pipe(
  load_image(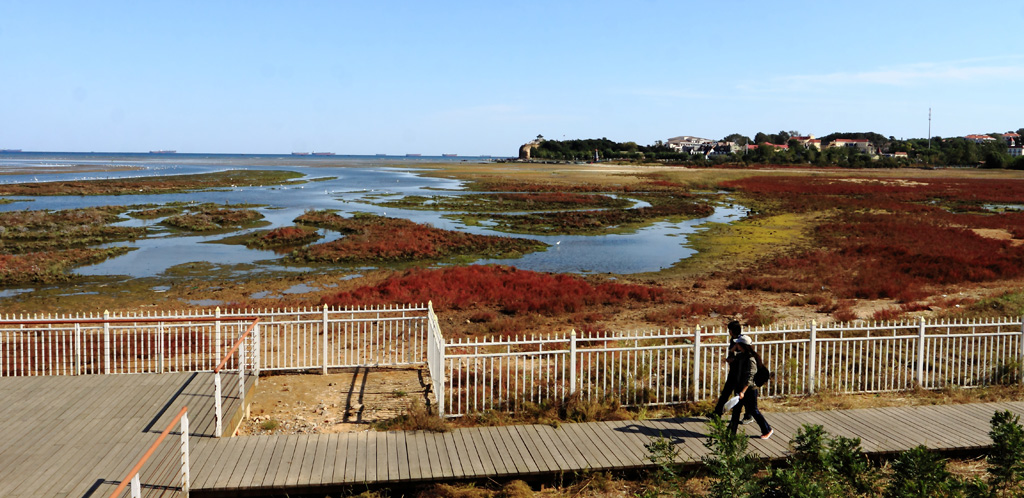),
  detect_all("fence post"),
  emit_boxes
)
[157,322,165,374]
[254,322,261,386]
[322,305,329,375]
[692,325,701,402]
[1020,316,1024,384]
[214,372,223,437]
[239,340,246,405]
[808,320,817,395]
[180,411,190,494]
[74,323,81,376]
[917,316,927,387]
[103,310,111,375]
[214,307,222,366]
[569,330,577,396]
